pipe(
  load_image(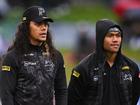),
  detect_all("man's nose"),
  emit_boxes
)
[113,35,118,39]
